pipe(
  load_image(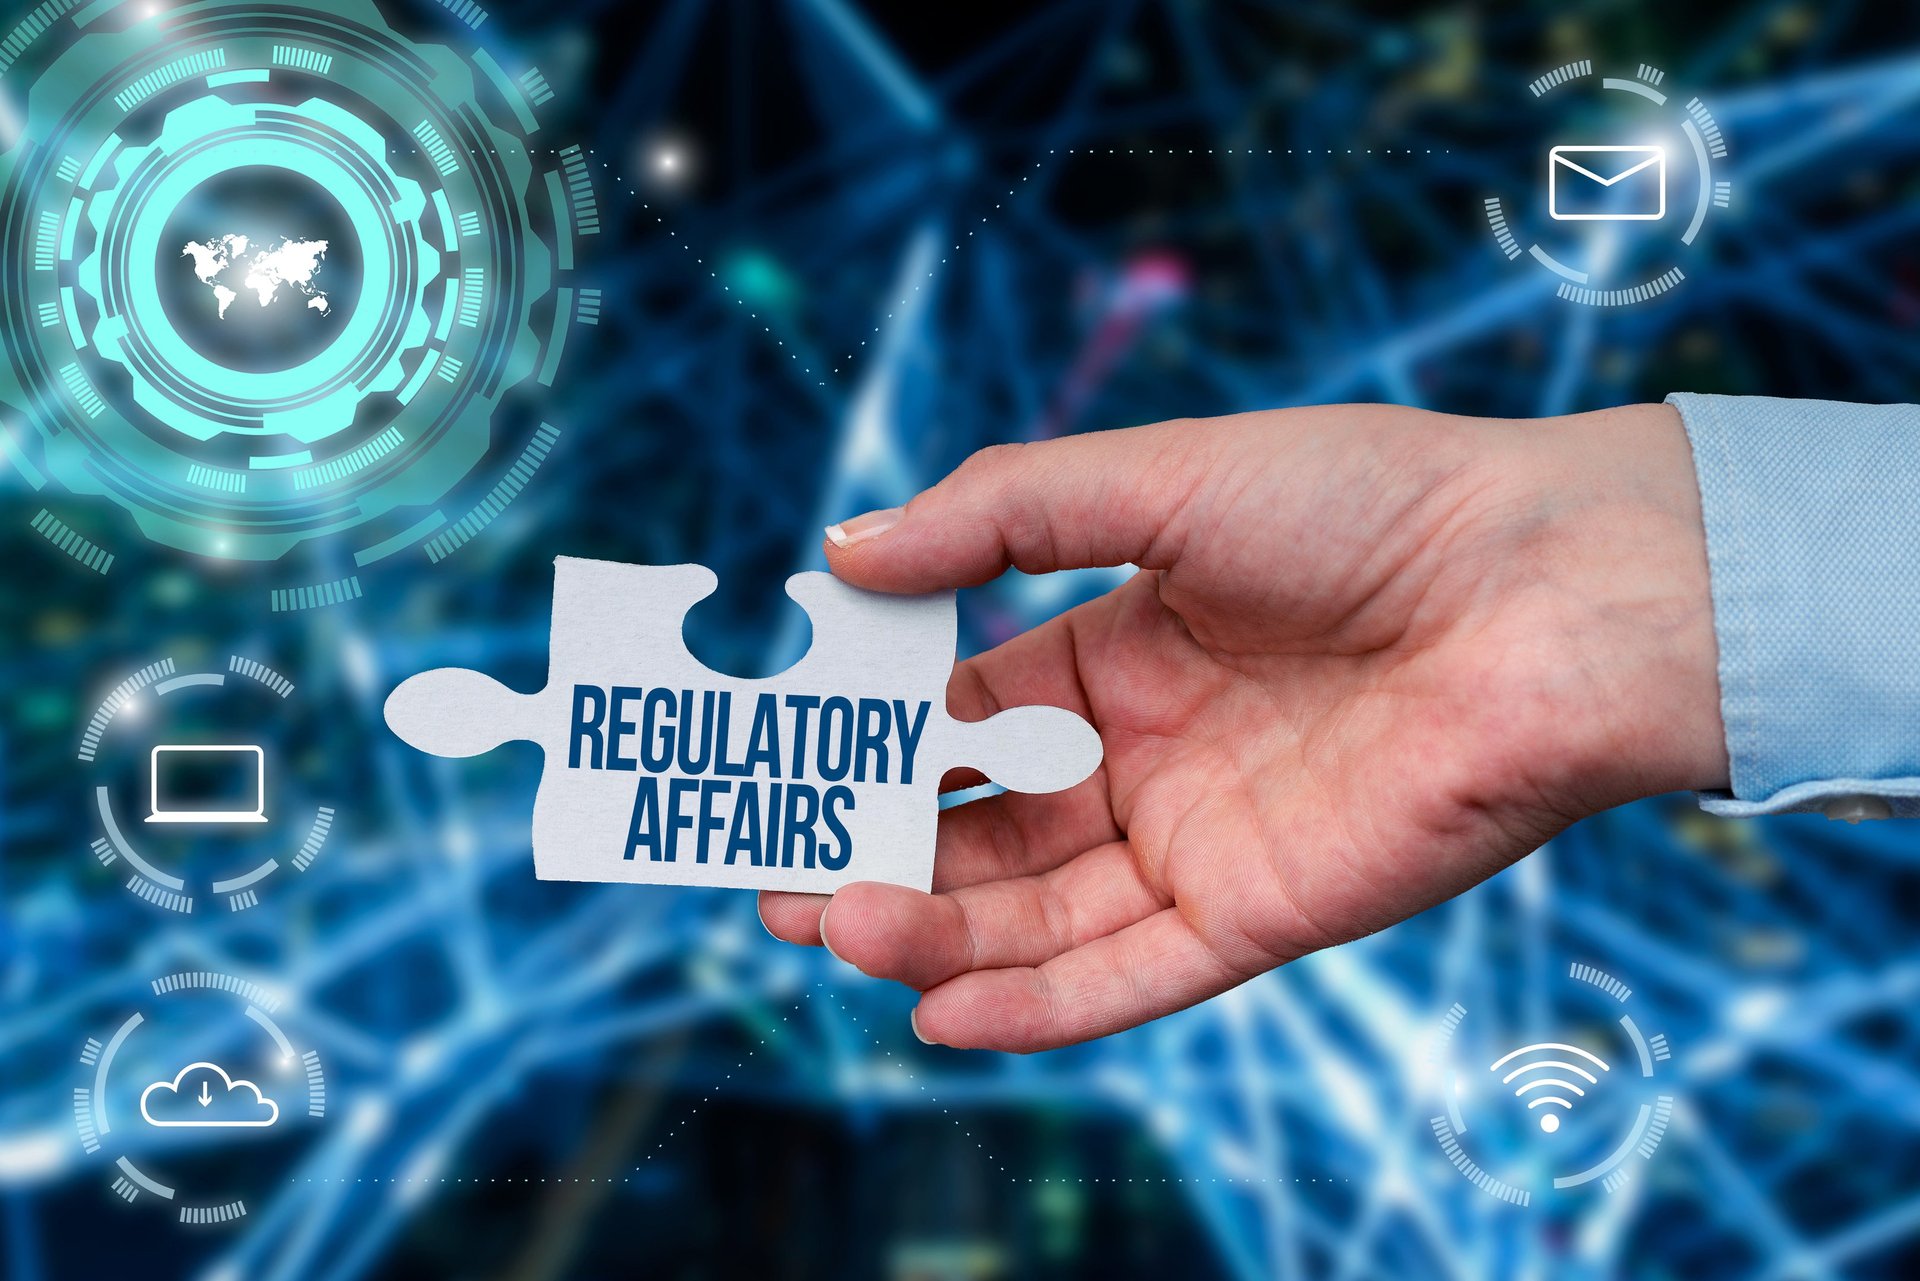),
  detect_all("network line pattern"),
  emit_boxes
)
[5,2,1920,1279]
